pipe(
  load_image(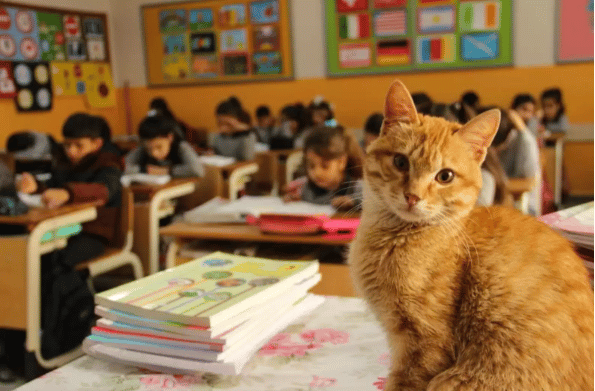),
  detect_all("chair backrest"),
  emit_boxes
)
[285,151,303,185]
[117,186,134,251]
[0,152,15,173]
